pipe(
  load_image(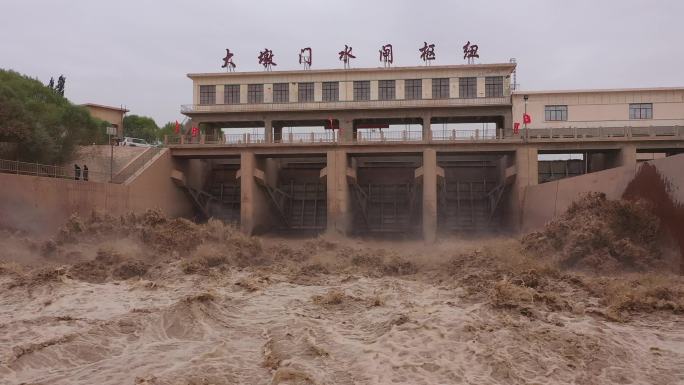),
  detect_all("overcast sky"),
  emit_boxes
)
[2,0,682,125]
